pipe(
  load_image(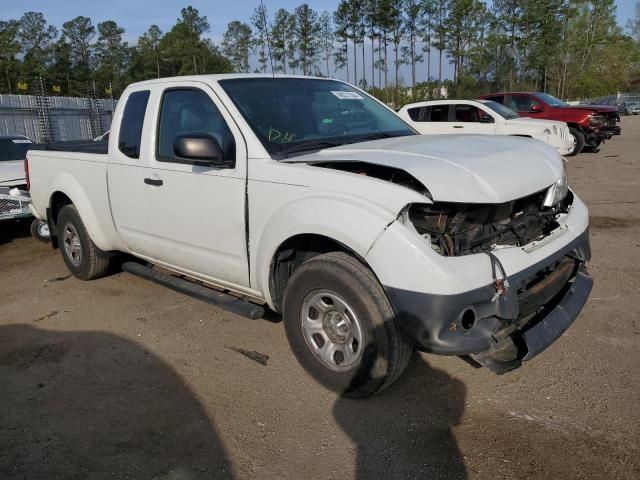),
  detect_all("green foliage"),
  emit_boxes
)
[0,5,232,97]
[294,4,321,75]
[222,21,253,73]
[1,2,638,102]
